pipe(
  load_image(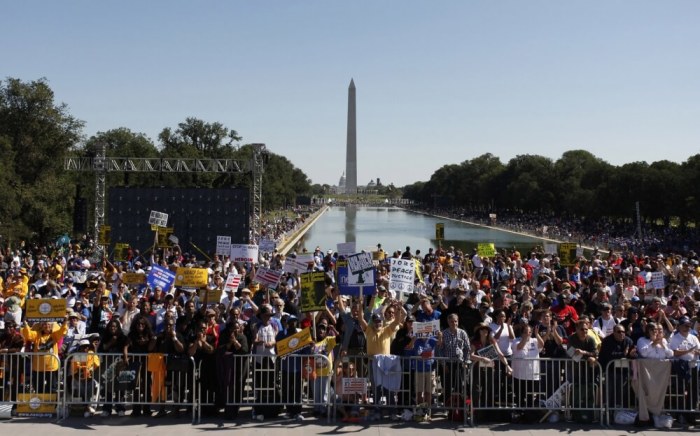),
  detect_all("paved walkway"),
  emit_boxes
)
[0,416,695,435]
